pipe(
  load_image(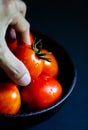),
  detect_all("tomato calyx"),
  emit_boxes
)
[31,38,51,62]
